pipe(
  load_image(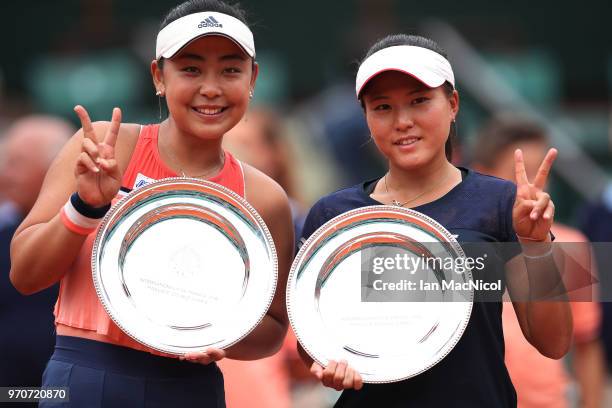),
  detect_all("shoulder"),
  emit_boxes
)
[118,123,141,144]
[301,182,371,241]
[44,121,141,174]
[242,163,291,219]
[436,169,518,242]
[92,122,143,171]
[80,121,140,143]
[464,169,517,198]
[87,121,141,170]
[457,169,517,212]
[74,120,140,155]
[60,121,140,152]
[309,183,368,215]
